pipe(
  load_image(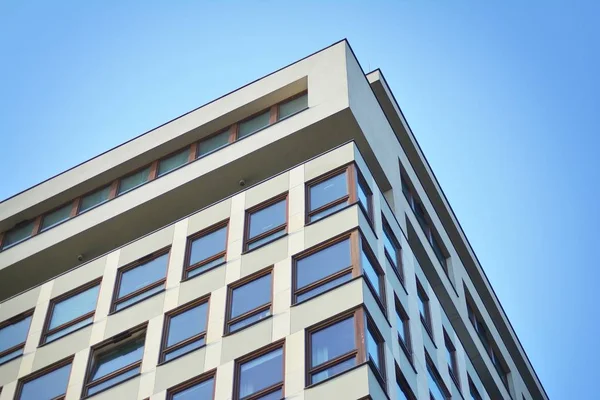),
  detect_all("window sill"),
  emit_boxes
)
[38,320,94,348]
[108,288,166,315]
[305,203,354,227]
[305,362,365,390]
[241,234,287,255]
[157,343,206,366]
[222,314,273,338]
[292,275,363,307]
[182,260,227,282]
